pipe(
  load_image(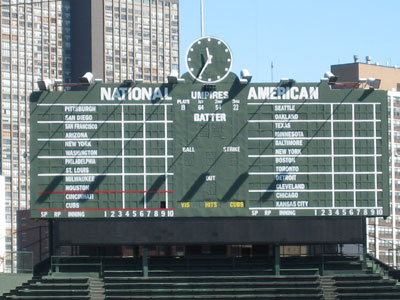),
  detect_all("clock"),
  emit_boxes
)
[186,36,233,83]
